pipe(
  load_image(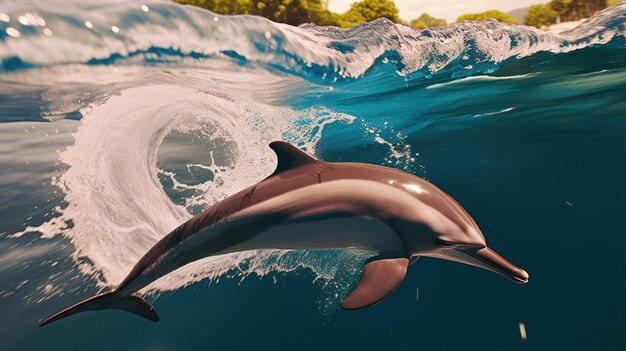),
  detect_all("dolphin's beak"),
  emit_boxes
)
[459,247,529,284]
